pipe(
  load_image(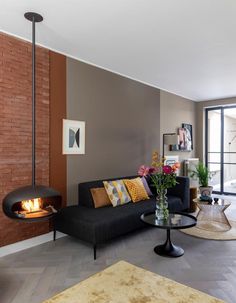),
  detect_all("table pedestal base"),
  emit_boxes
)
[154,229,184,258]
